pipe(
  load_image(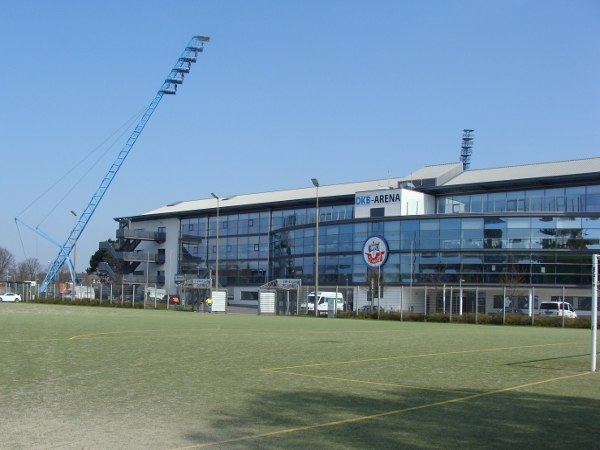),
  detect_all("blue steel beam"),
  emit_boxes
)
[35,36,209,293]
